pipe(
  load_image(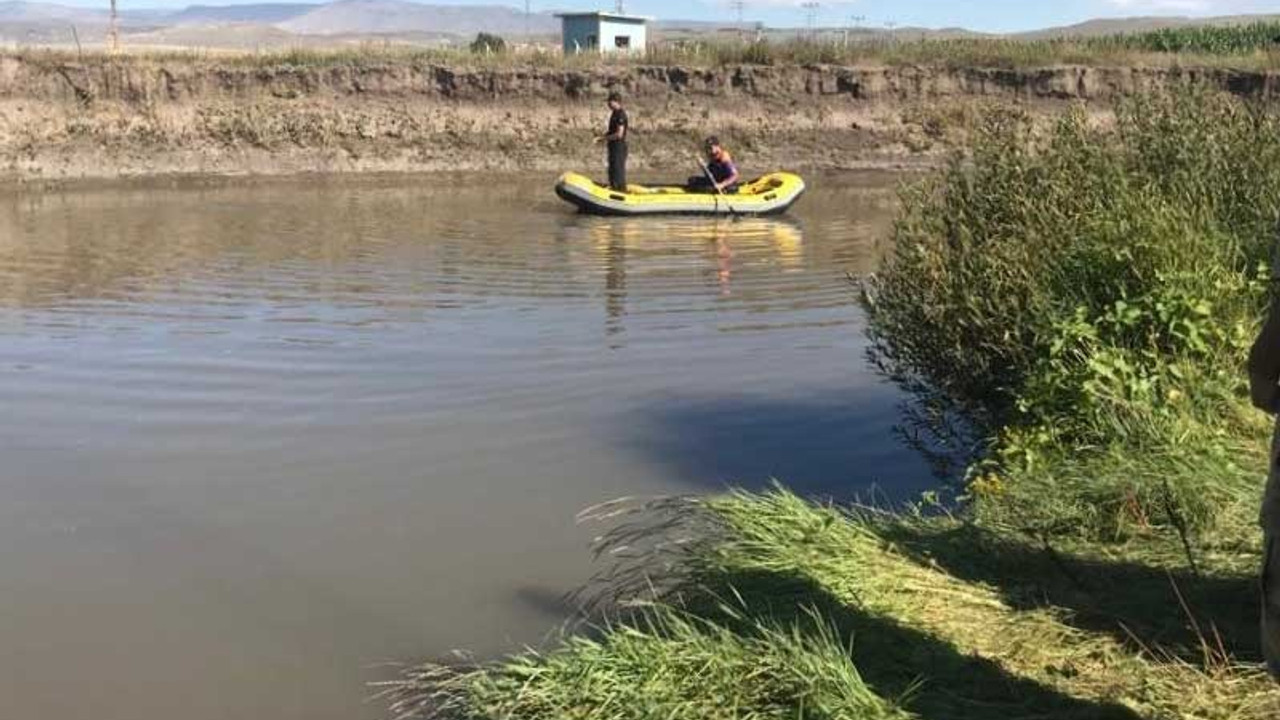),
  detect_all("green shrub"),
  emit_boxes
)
[865,87,1280,541]
[470,32,506,55]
